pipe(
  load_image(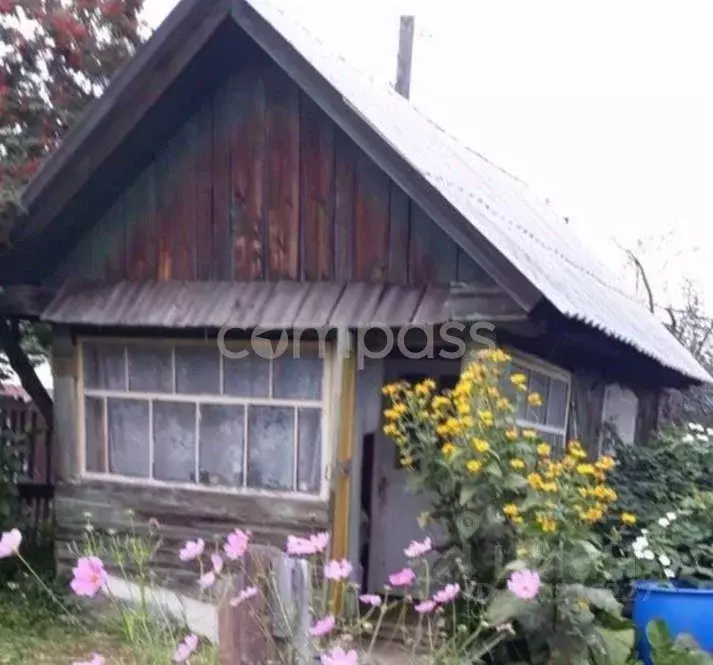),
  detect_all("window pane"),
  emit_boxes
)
[546,379,568,429]
[175,346,220,395]
[128,346,173,393]
[526,372,549,424]
[297,408,322,493]
[84,397,106,473]
[223,353,270,398]
[273,351,322,400]
[108,398,149,477]
[247,406,294,490]
[153,401,196,482]
[83,344,126,390]
[505,364,529,419]
[199,404,244,487]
